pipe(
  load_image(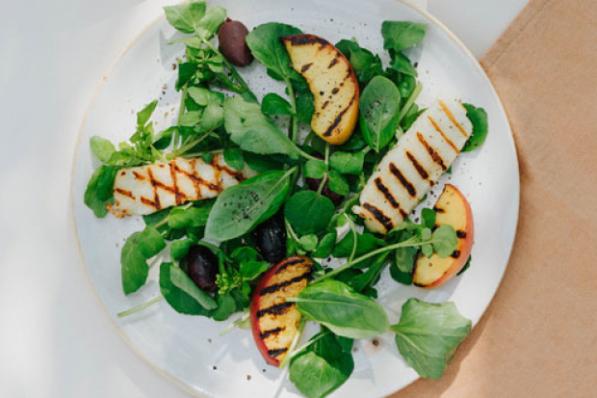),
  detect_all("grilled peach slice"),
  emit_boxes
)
[413,184,473,288]
[250,256,313,366]
[283,34,359,145]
